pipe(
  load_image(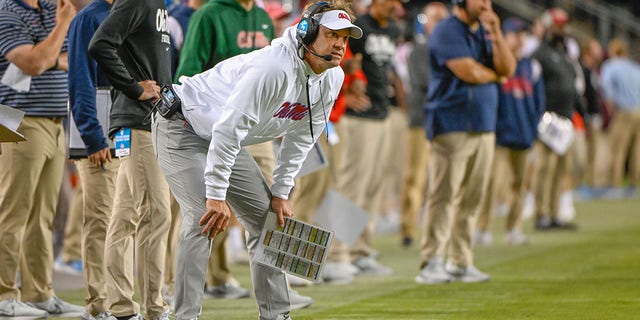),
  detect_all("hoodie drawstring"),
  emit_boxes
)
[305,75,315,141]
